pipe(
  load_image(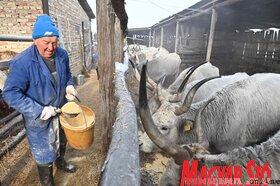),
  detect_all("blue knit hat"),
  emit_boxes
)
[32,15,59,39]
